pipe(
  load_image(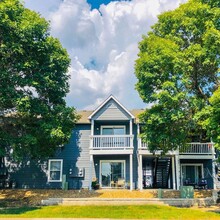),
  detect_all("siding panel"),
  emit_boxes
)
[93,100,131,121]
